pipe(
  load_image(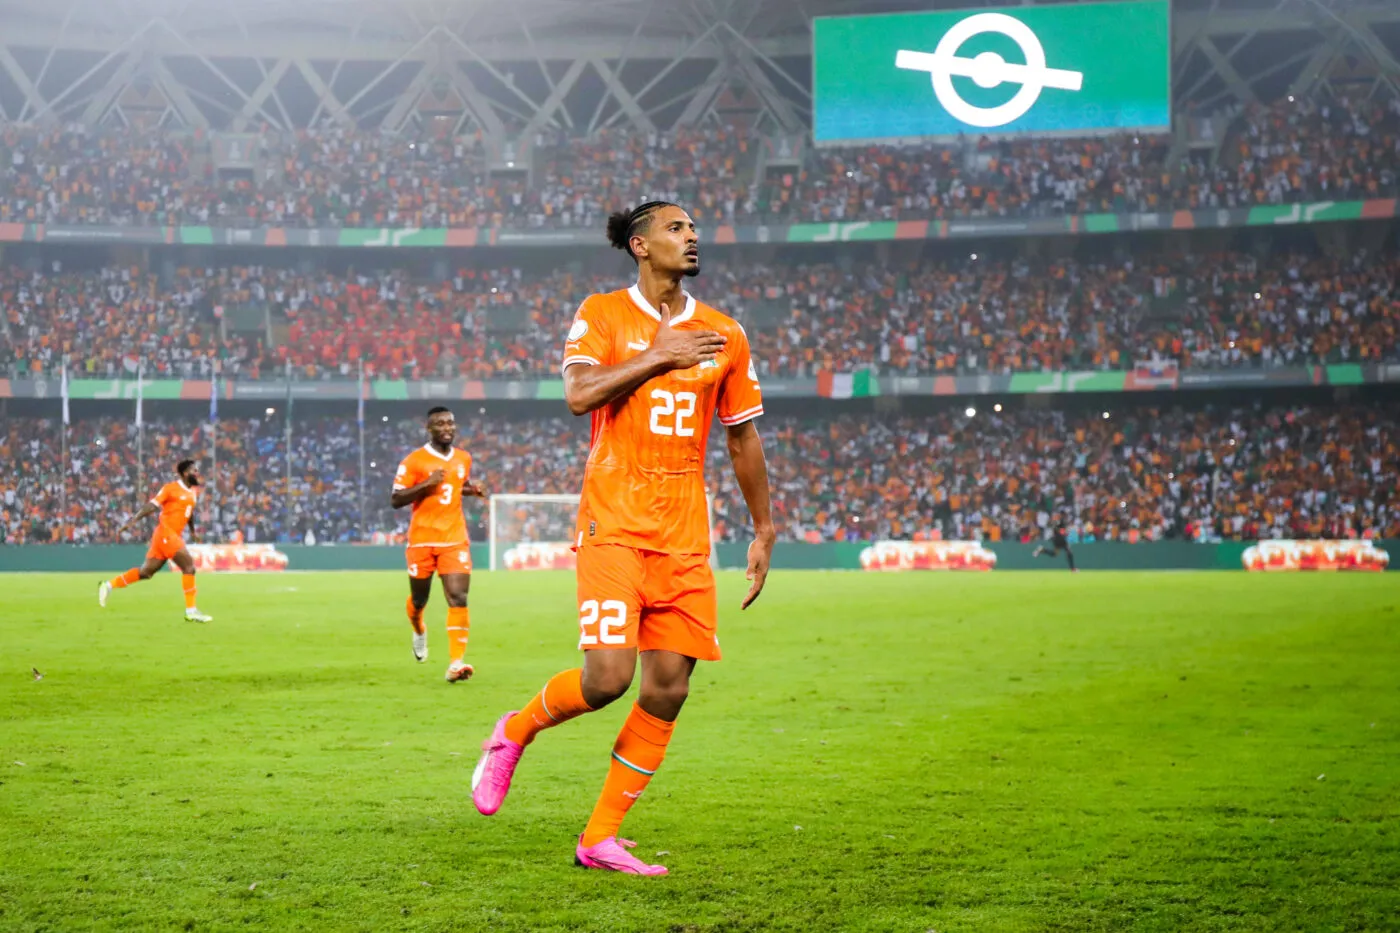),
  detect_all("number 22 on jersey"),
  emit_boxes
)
[648,389,697,437]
